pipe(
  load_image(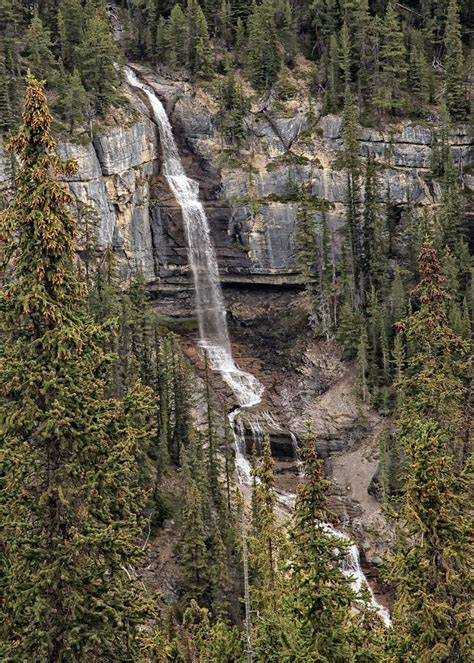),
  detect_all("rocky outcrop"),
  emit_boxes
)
[1,65,471,289]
